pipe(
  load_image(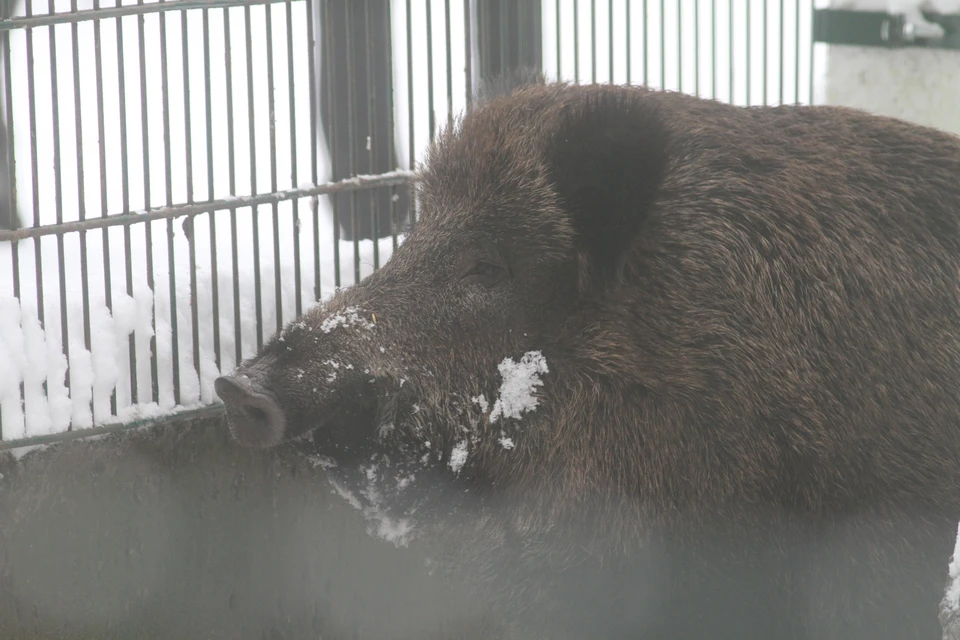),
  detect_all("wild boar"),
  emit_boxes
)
[215,75,960,639]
